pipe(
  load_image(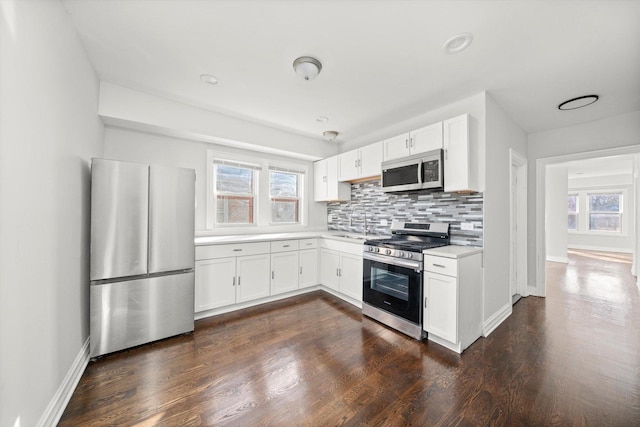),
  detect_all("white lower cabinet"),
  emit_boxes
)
[195,253,270,312]
[271,251,299,295]
[299,248,318,289]
[423,250,482,353]
[319,239,364,304]
[195,239,320,315]
[236,254,271,302]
